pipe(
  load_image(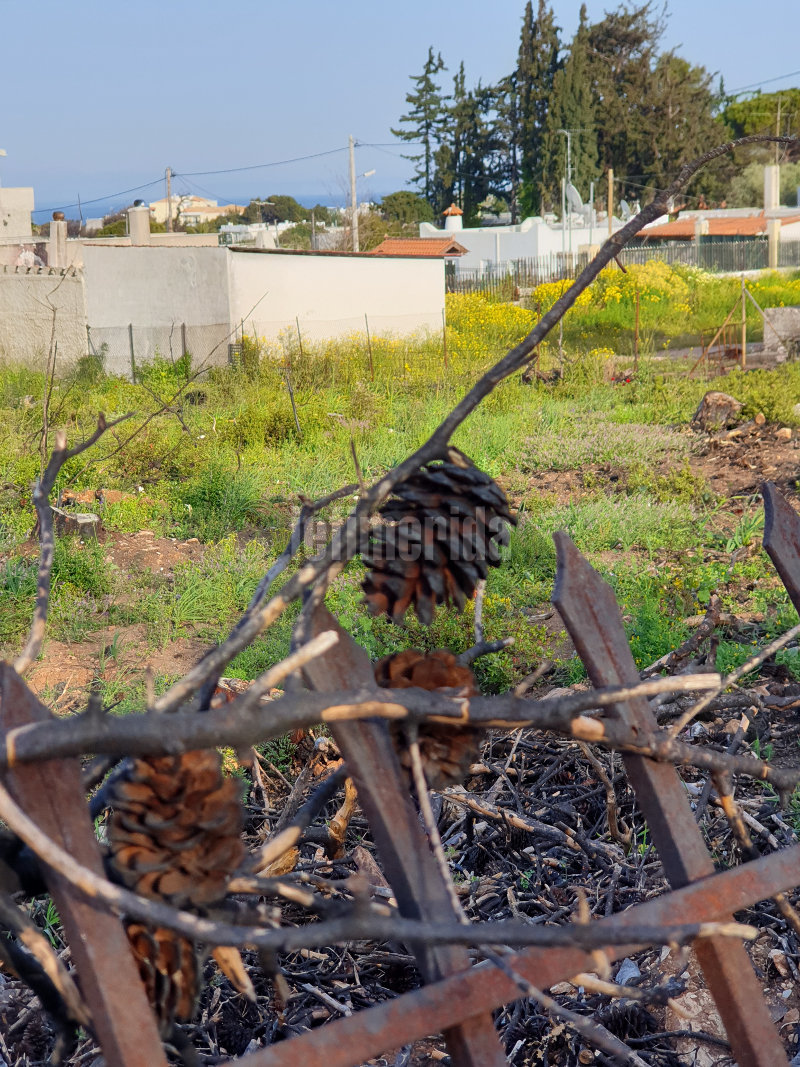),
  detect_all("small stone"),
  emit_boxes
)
[615,958,642,985]
[776,427,793,441]
[549,982,573,995]
[769,948,791,978]
[755,412,766,425]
